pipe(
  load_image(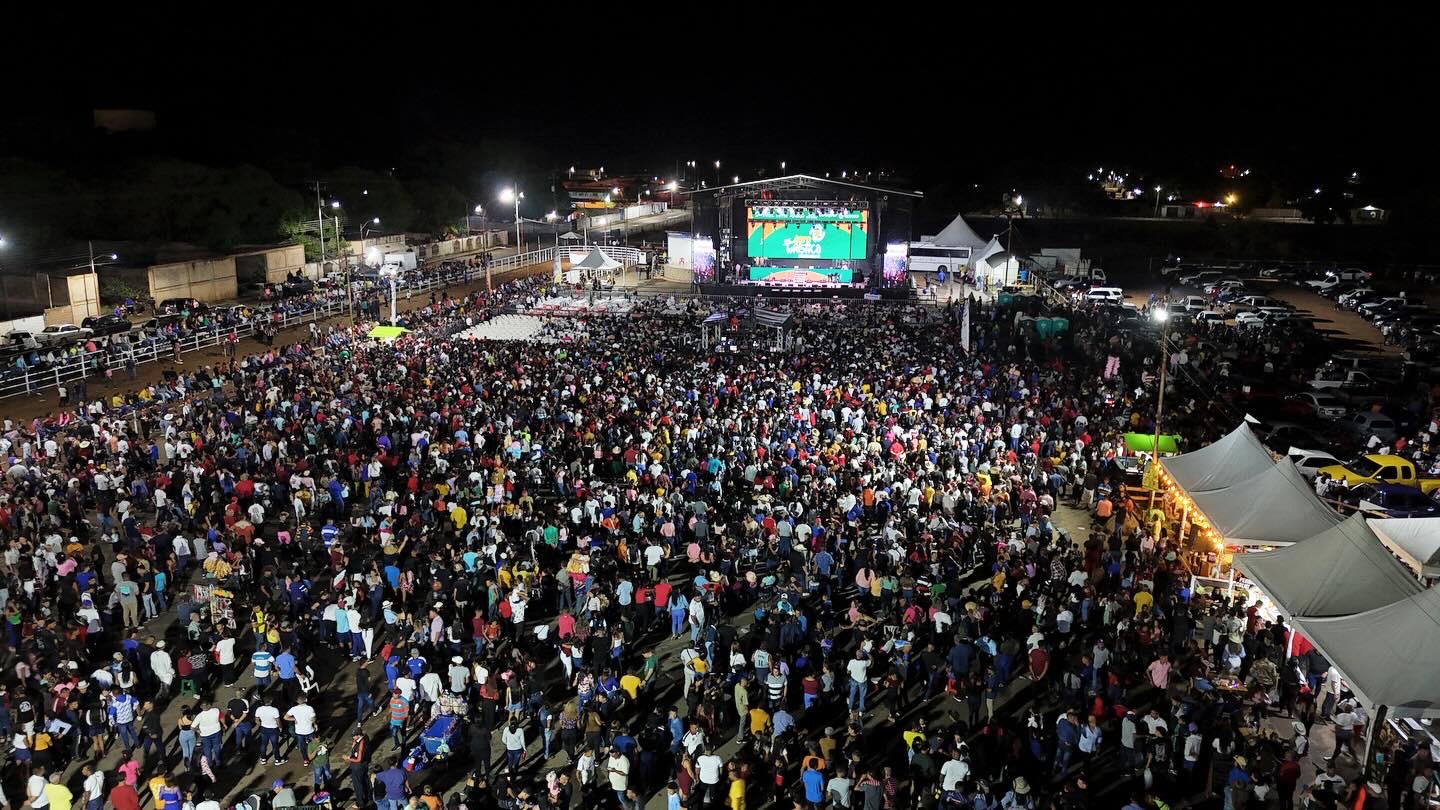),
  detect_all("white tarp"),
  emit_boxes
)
[1189,460,1343,546]
[1233,513,1421,617]
[1367,518,1440,577]
[571,250,621,271]
[1292,587,1440,717]
[975,237,1017,285]
[1161,423,1276,494]
[928,214,988,249]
